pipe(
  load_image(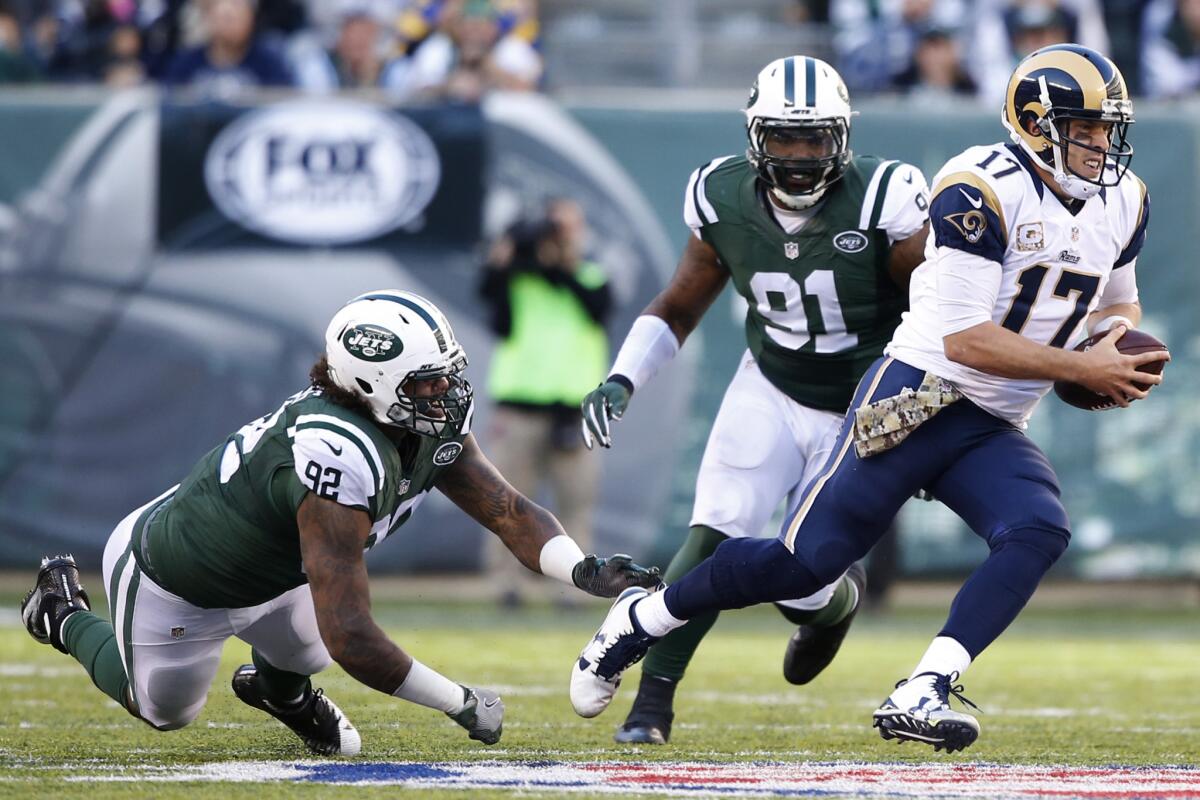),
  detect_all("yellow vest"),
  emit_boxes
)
[487,262,609,406]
